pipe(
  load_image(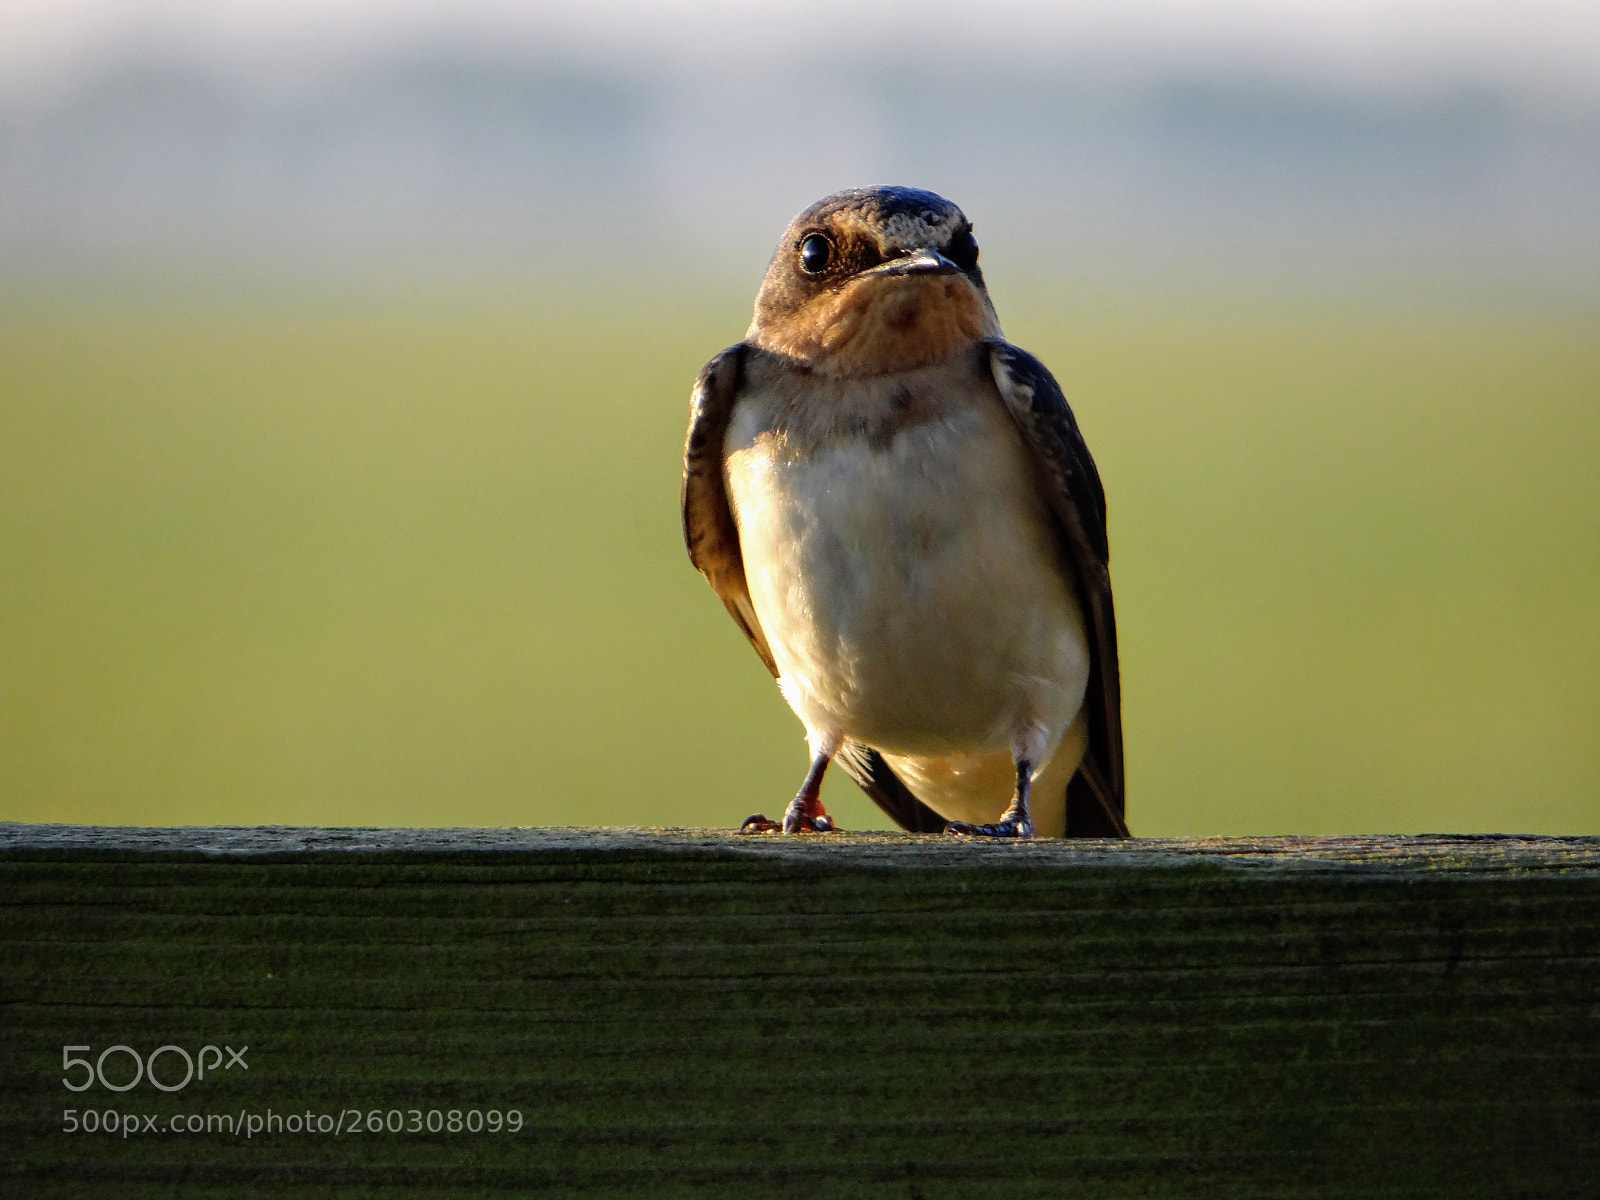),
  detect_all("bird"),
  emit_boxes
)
[682,186,1128,839]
